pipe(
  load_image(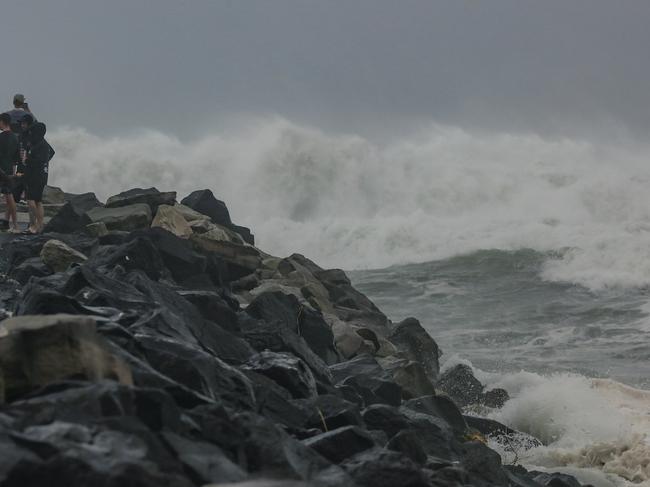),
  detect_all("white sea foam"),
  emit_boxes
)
[485,372,650,486]
[47,118,650,289]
